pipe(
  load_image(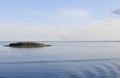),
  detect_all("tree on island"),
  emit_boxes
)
[5,42,51,48]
